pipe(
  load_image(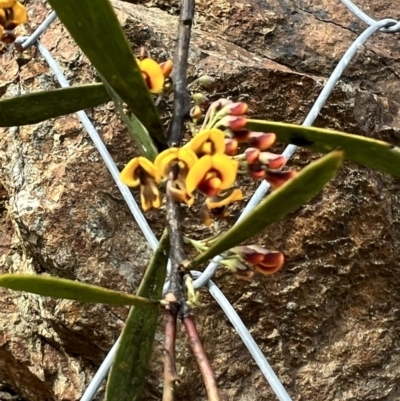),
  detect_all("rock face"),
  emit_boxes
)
[1,0,400,400]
